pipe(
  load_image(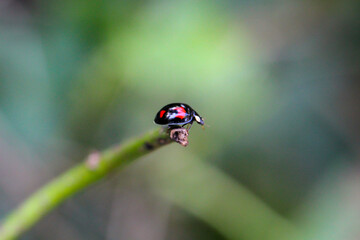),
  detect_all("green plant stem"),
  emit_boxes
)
[0,128,171,240]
